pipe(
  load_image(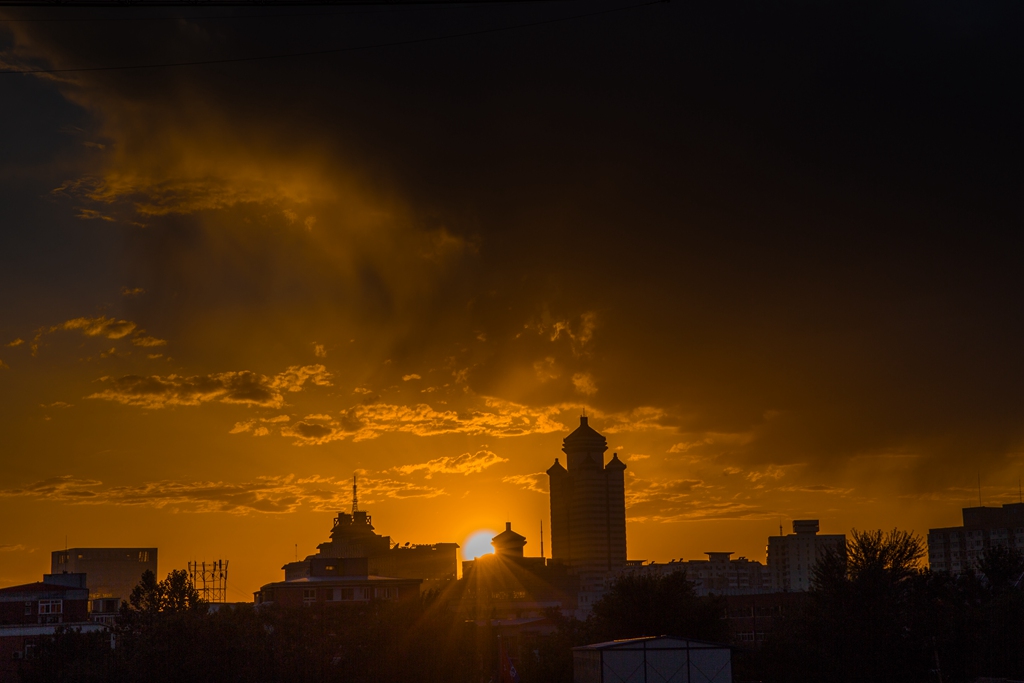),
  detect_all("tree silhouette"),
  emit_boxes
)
[127,569,203,615]
[588,570,727,643]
